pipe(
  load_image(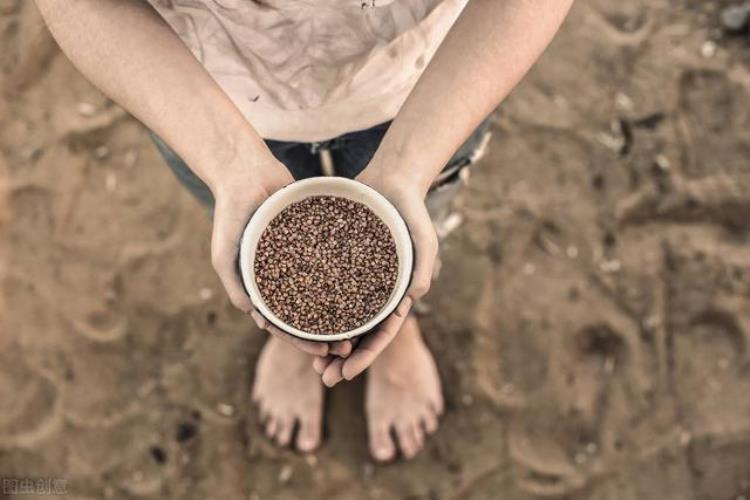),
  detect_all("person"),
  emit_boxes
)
[35,0,573,461]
